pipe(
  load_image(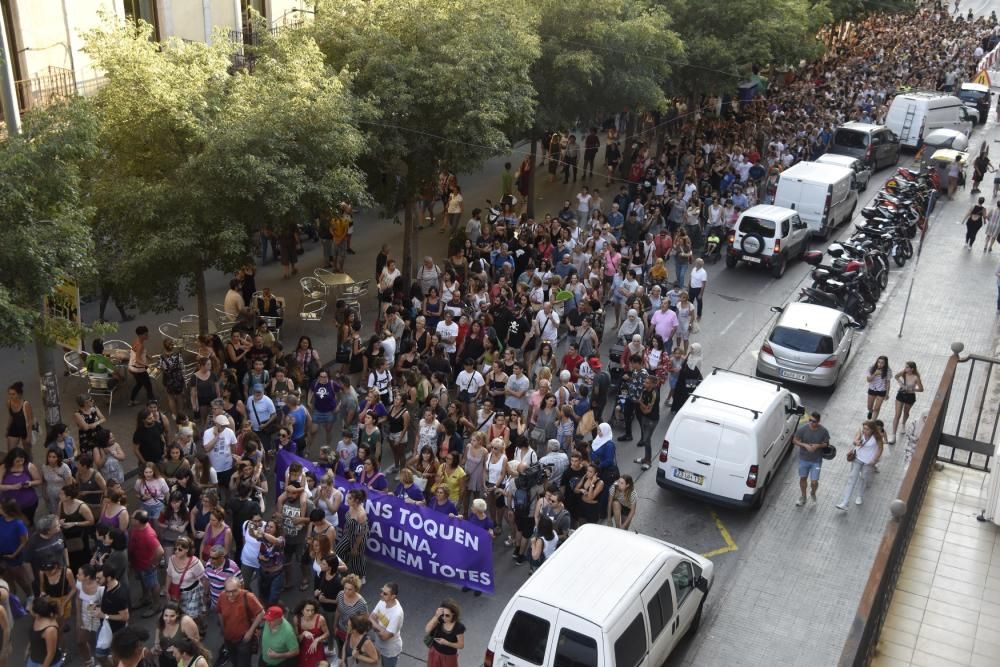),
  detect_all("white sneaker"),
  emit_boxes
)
[887,434,896,444]
[855,497,863,505]
[835,503,848,511]
[795,496,806,507]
